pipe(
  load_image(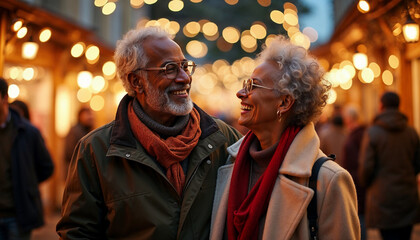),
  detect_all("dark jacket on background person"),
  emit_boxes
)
[9,108,54,232]
[63,122,92,179]
[359,109,420,229]
[56,95,242,240]
[342,125,366,214]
